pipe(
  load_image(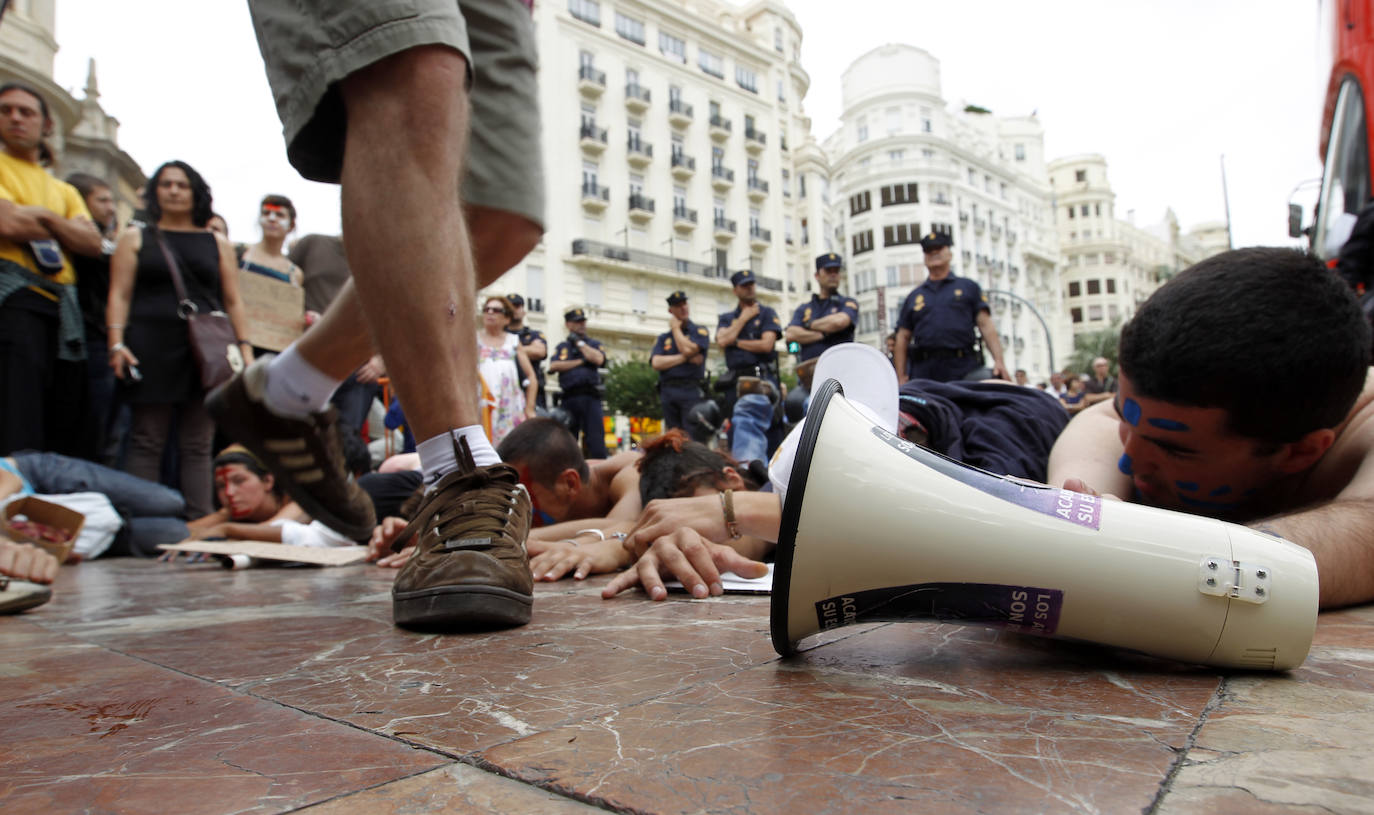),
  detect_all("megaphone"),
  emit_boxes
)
[771,378,1319,670]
